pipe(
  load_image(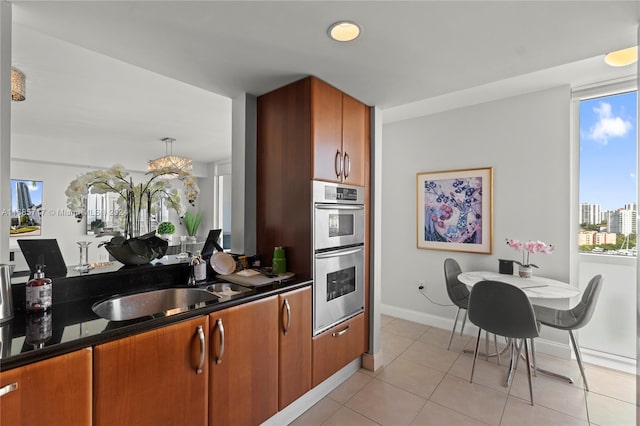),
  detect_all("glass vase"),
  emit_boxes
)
[74,241,92,272]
